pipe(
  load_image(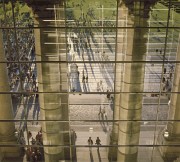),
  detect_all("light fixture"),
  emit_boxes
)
[164,130,169,138]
